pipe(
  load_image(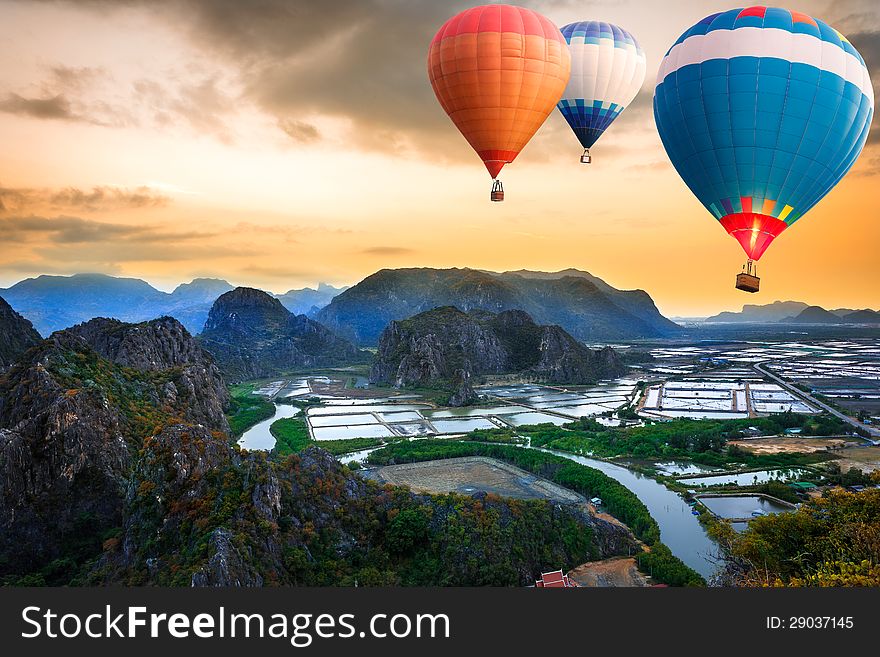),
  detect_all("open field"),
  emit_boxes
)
[834,446,880,473]
[567,557,648,587]
[728,436,849,455]
[366,456,585,504]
